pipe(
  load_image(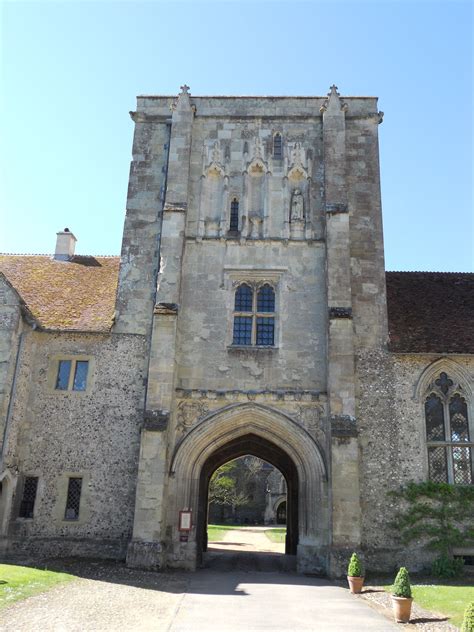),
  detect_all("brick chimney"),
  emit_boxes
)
[54,228,77,261]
